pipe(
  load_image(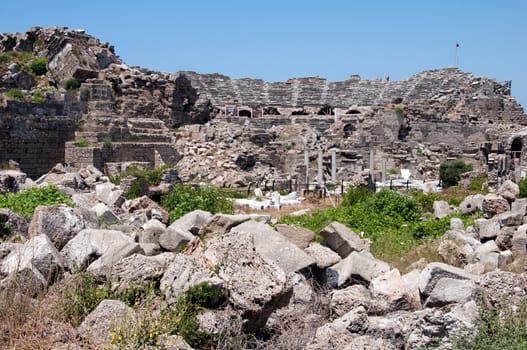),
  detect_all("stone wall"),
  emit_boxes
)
[0,113,75,178]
